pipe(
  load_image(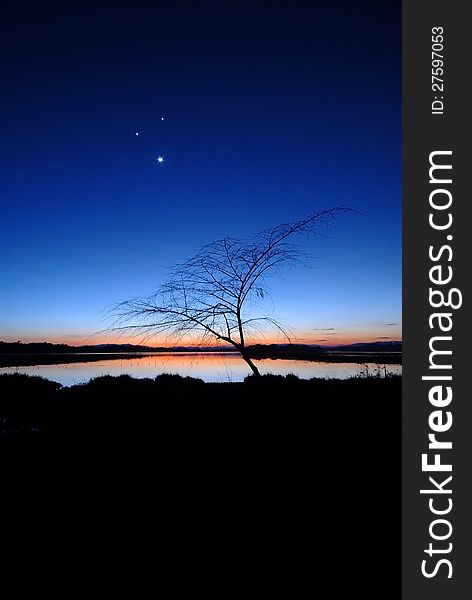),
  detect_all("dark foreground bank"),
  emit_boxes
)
[1,373,400,598]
